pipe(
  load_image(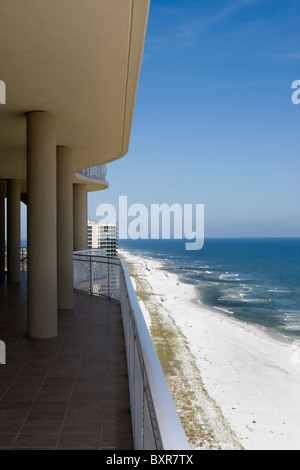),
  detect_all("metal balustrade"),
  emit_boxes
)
[77,164,107,181]
[73,250,190,450]
[4,246,27,272]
